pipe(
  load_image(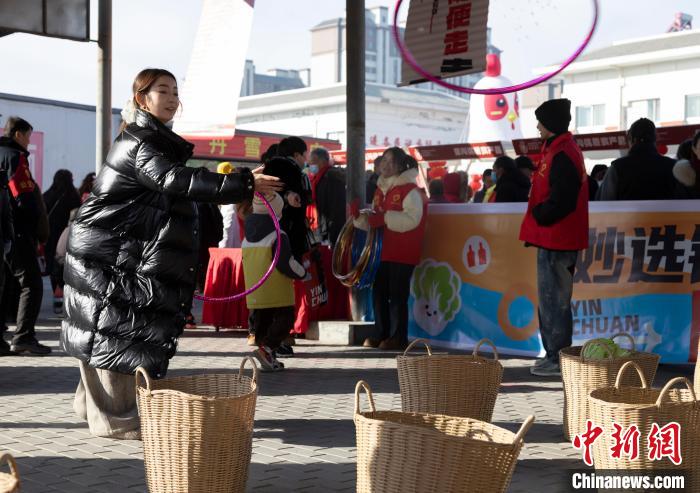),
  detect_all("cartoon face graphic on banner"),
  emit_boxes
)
[411,260,462,336]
